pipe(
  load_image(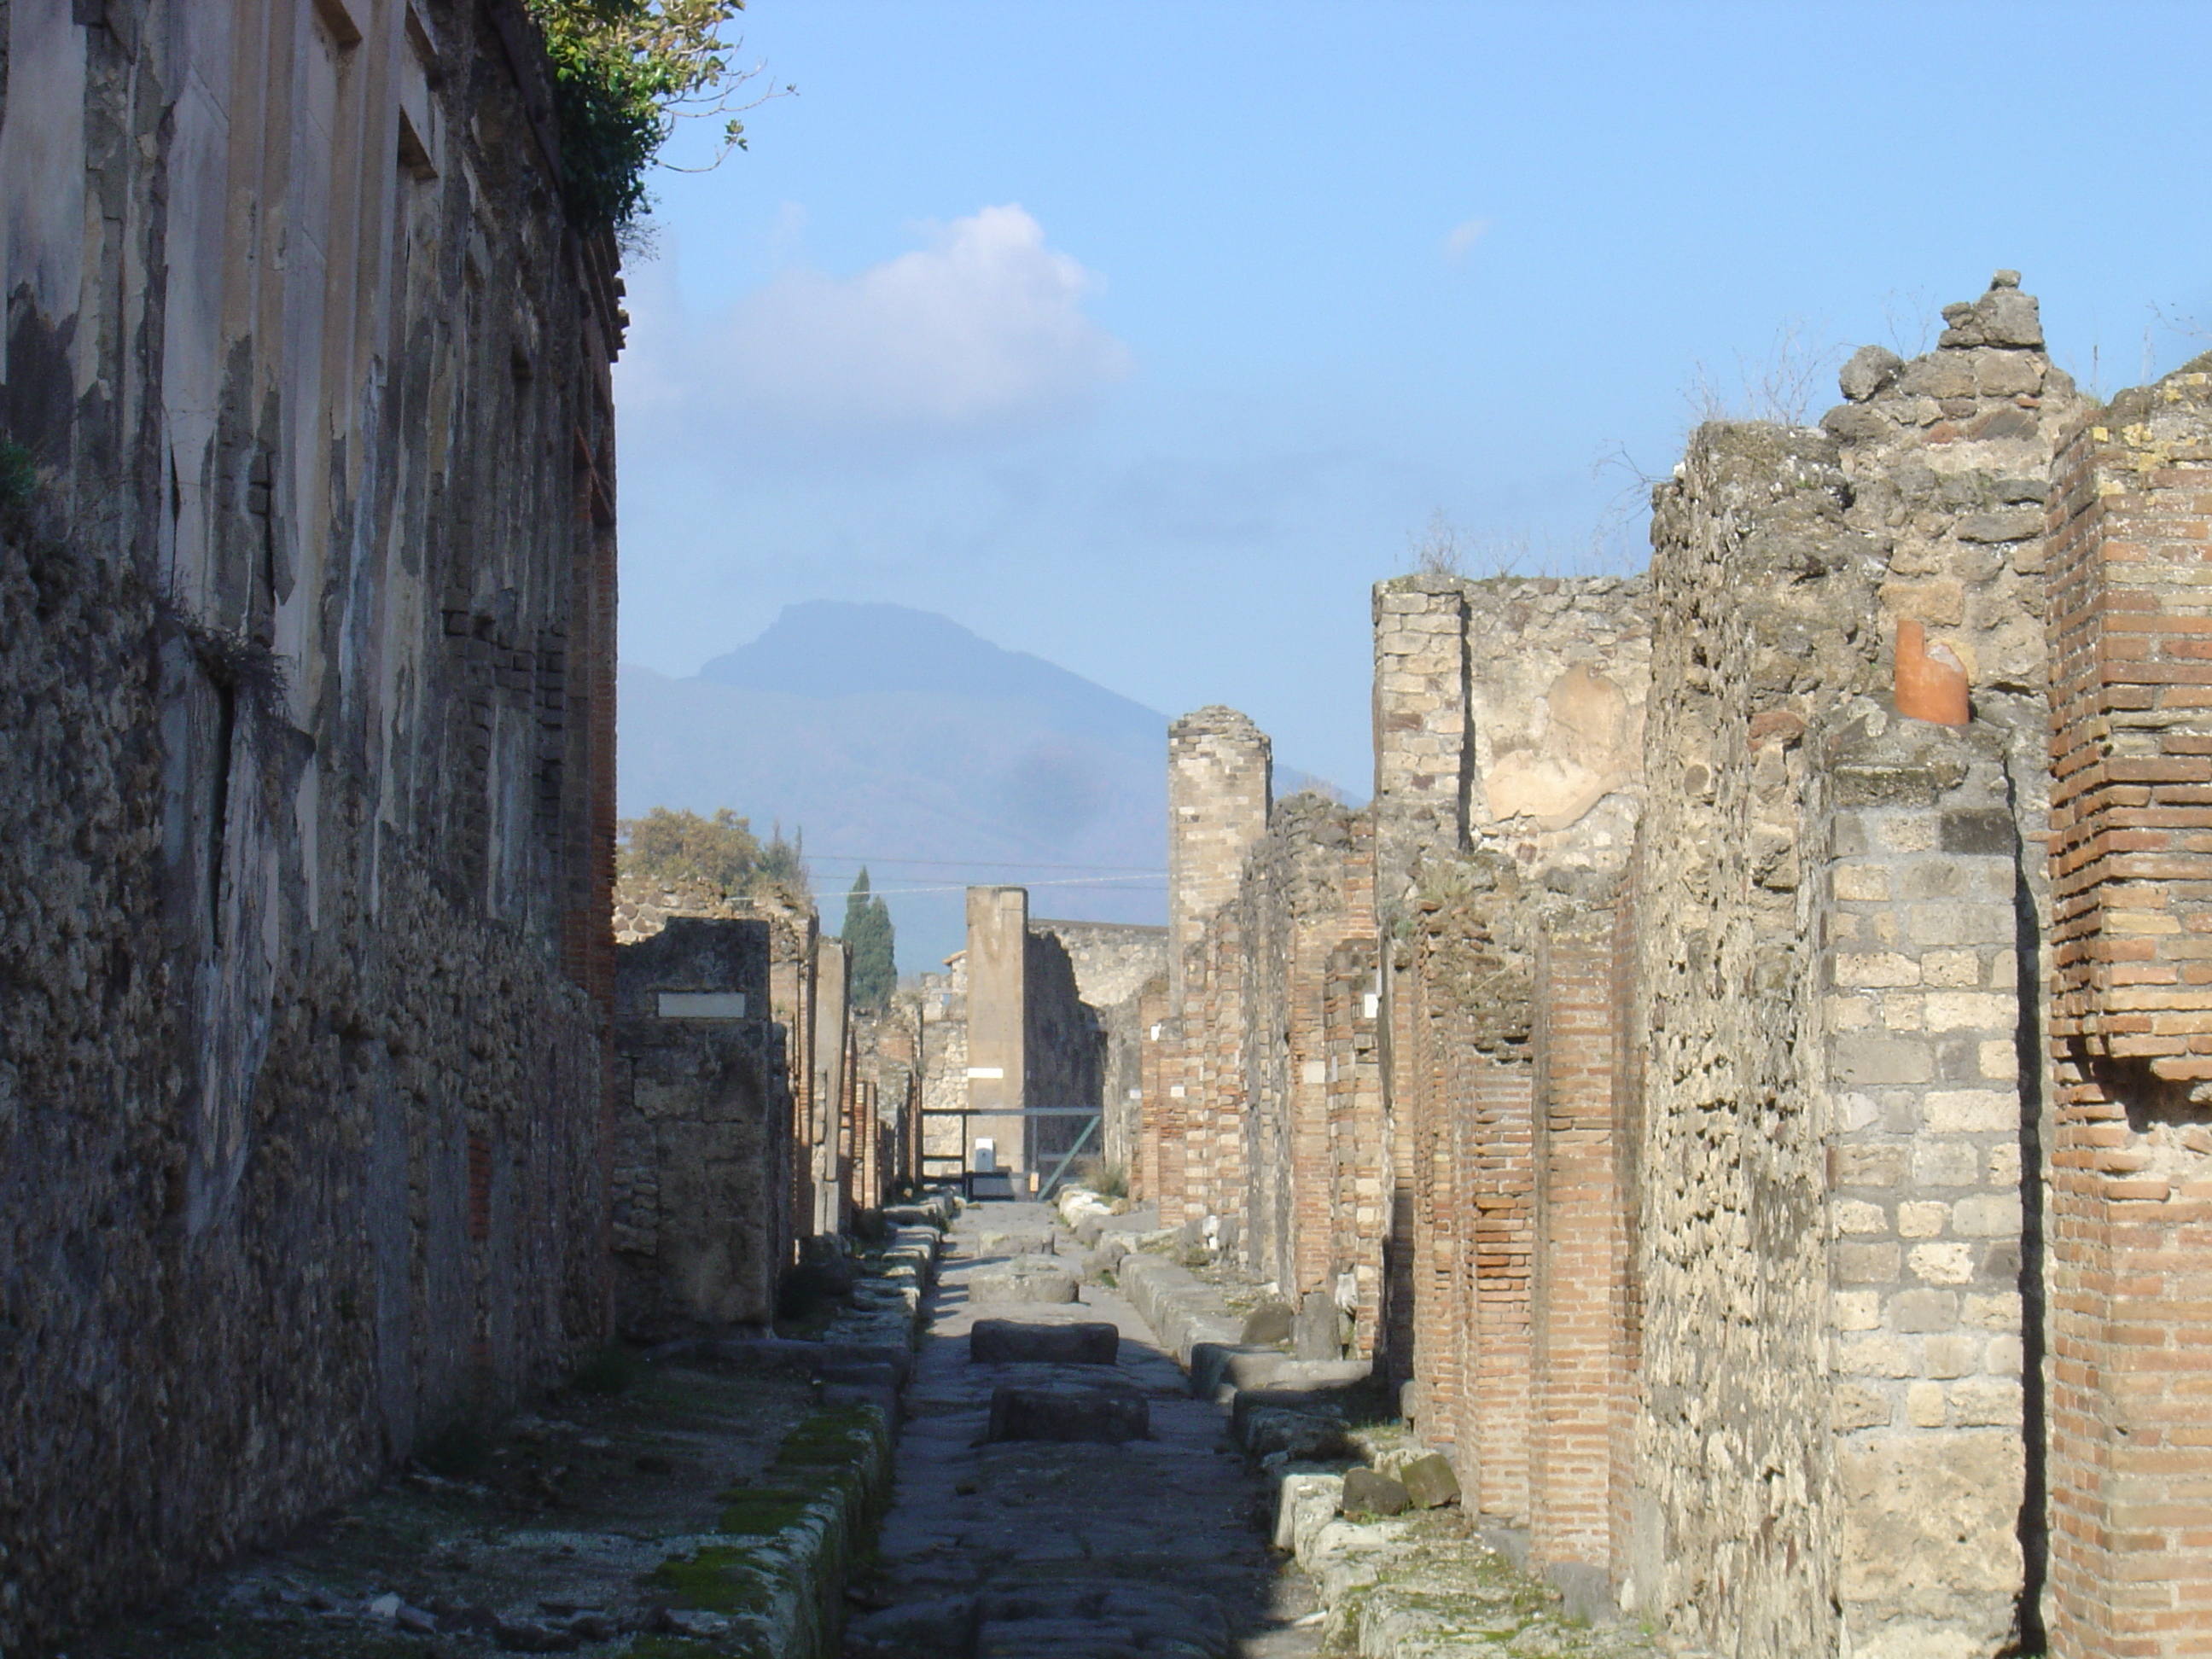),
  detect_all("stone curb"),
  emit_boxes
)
[643,1218,945,1657]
